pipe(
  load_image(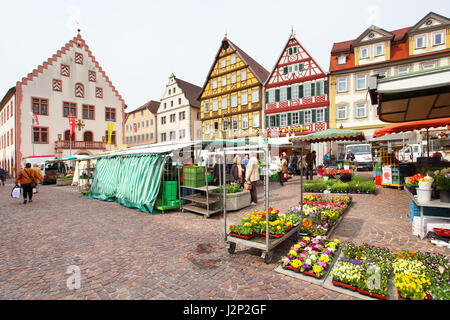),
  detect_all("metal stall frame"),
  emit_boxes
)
[217,142,307,264]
